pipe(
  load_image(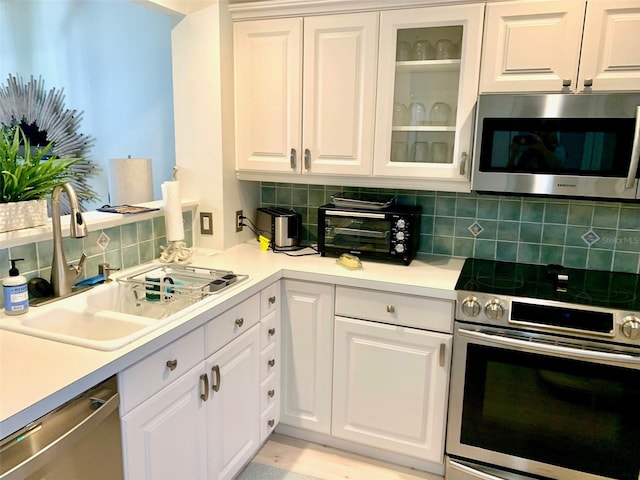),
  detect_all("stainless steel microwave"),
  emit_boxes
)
[471,93,640,201]
[318,204,421,266]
